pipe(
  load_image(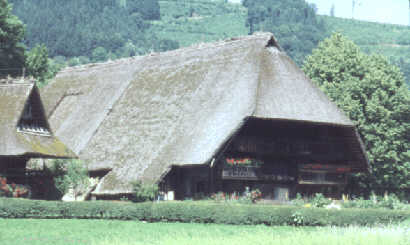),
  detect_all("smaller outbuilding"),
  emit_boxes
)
[0,78,76,198]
